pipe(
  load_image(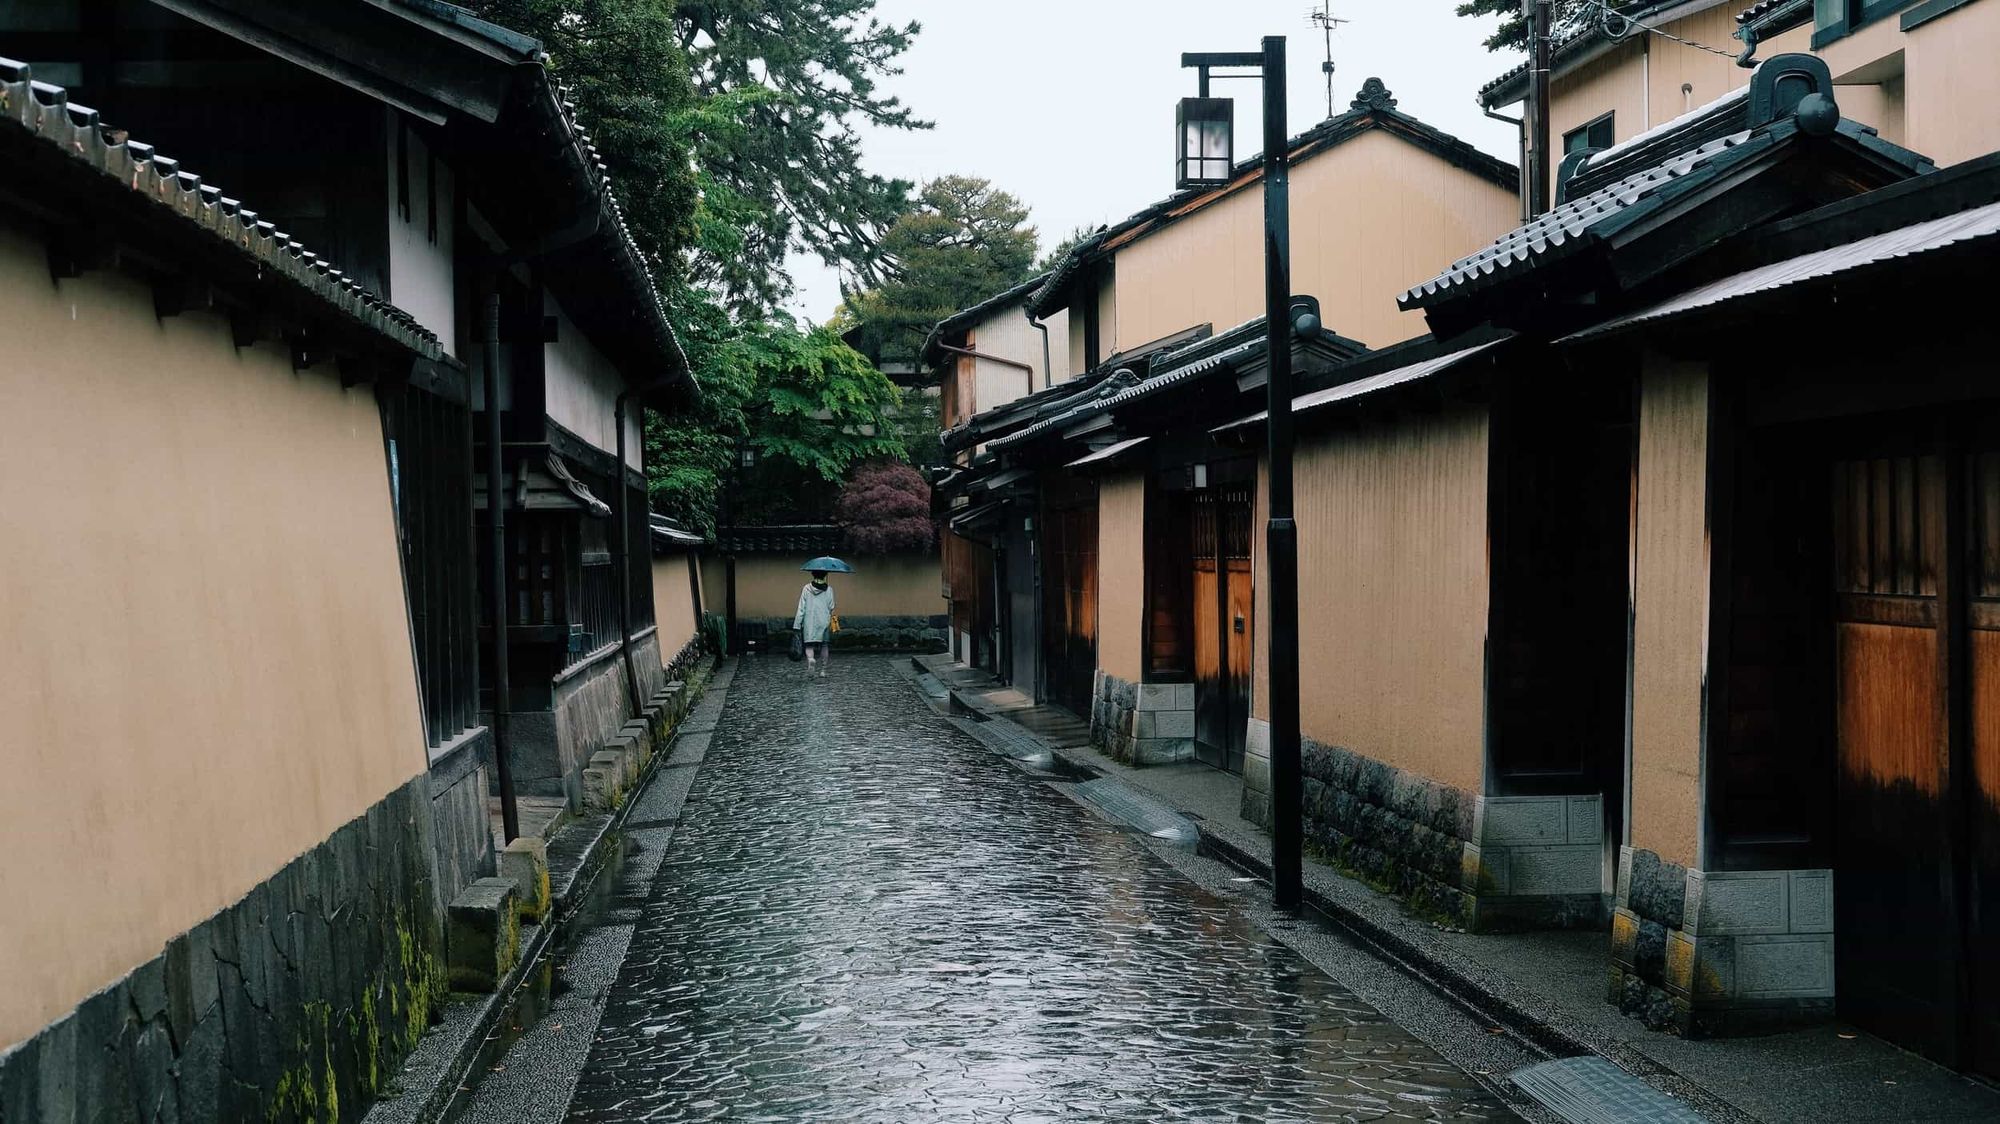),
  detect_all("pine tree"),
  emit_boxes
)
[676,0,930,312]
[844,175,1040,366]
